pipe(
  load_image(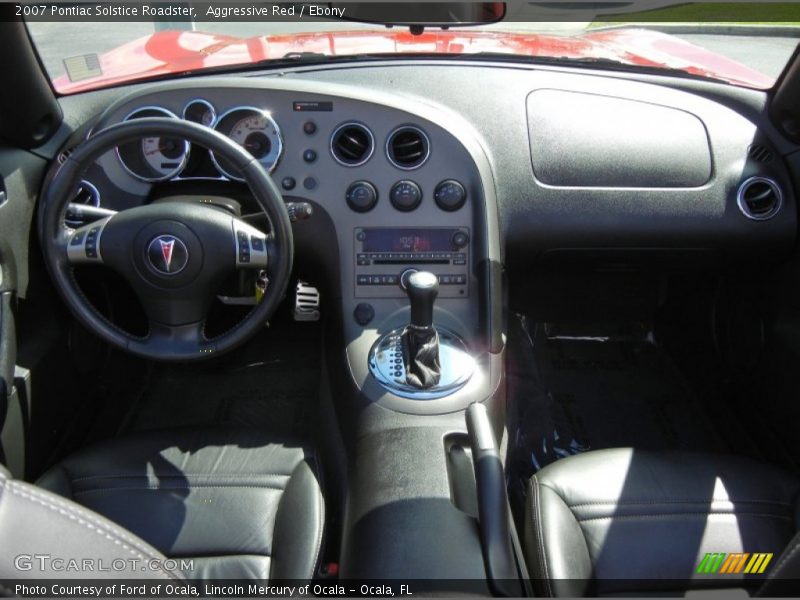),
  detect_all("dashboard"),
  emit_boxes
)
[50,62,798,373]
